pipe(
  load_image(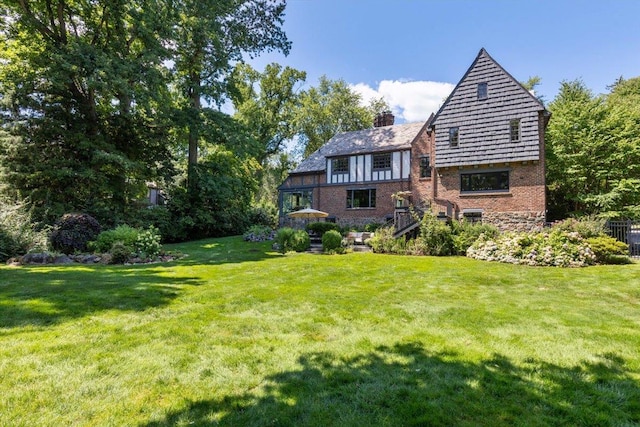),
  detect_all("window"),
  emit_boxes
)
[510,119,520,142]
[419,155,431,178]
[372,153,391,171]
[461,171,509,192]
[477,82,488,100]
[332,157,349,174]
[282,190,313,213]
[449,127,459,147]
[463,211,483,224]
[347,189,376,209]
